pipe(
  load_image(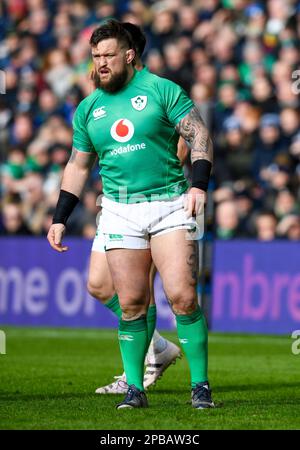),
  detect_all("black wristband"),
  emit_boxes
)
[191,160,212,192]
[52,190,79,225]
